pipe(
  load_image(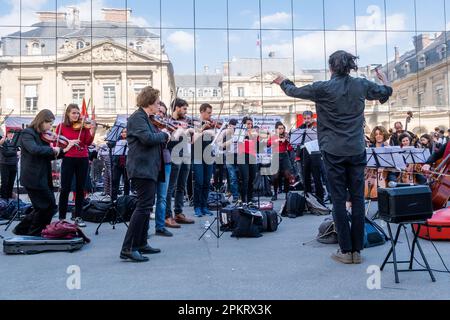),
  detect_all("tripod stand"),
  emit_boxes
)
[95,122,128,235]
[198,185,225,246]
